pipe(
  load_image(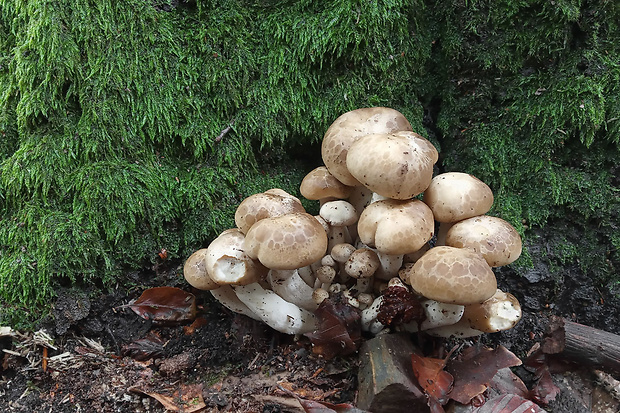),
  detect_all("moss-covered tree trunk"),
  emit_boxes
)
[0,0,618,325]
